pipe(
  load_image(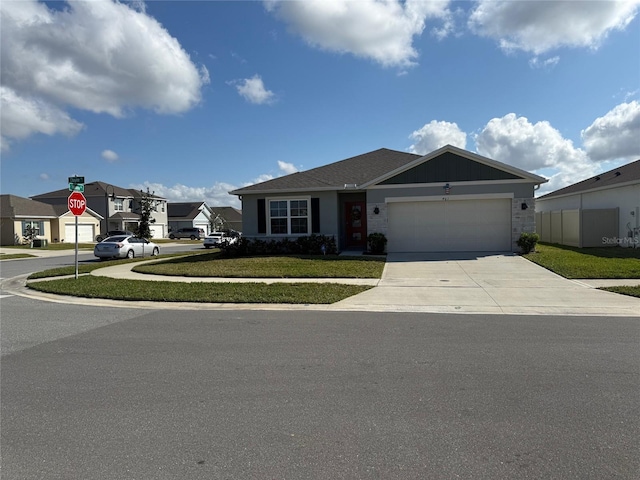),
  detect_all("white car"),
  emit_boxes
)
[203,231,239,249]
[94,235,160,260]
